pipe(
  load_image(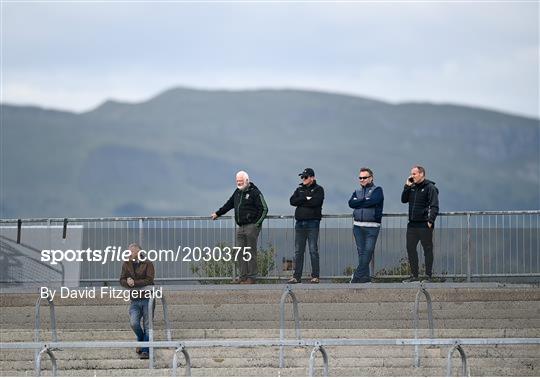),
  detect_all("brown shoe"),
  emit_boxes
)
[242,277,256,284]
[135,347,142,354]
